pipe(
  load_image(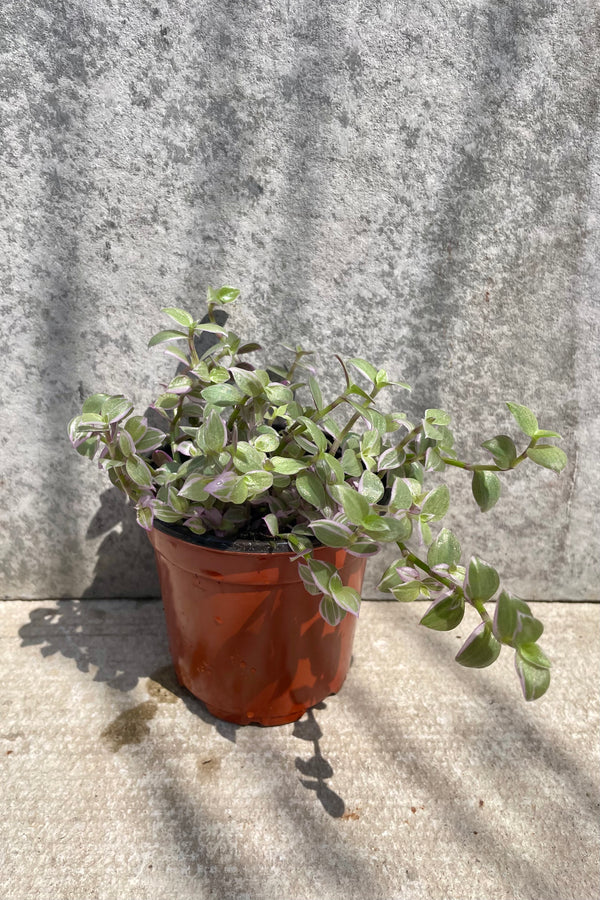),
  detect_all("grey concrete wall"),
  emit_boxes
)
[1,0,599,600]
